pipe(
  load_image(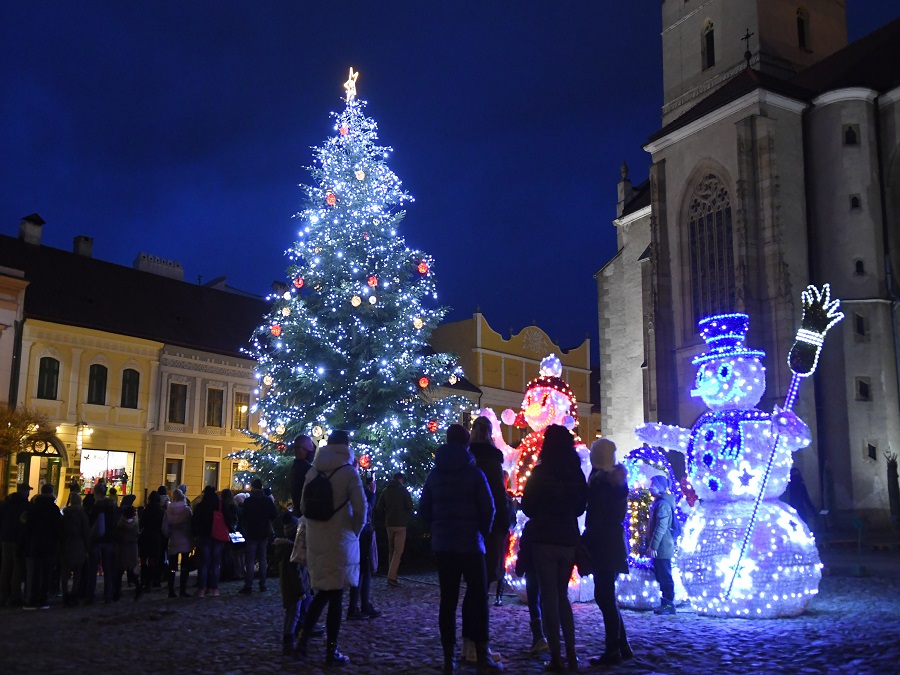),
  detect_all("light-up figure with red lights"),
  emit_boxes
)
[634,285,843,617]
[477,354,593,601]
